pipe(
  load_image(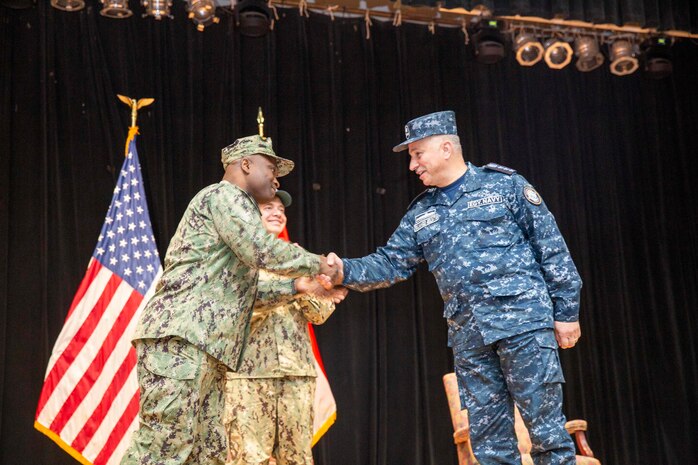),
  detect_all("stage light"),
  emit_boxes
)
[514,33,543,66]
[471,19,506,64]
[641,37,672,79]
[51,0,85,11]
[609,39,639,76]
[142,0,172,20]
[574,36,604,72]
[543,38,573,69]
[188,0,219,31]
[100,0,132,18]
[234,0,273,37]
